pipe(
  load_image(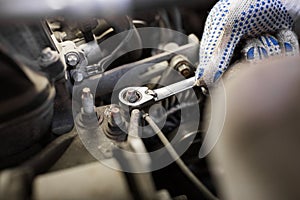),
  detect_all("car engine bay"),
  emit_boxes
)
[1,1,300,200]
